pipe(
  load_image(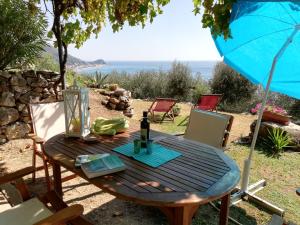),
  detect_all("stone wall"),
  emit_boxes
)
[0,69,62,144]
